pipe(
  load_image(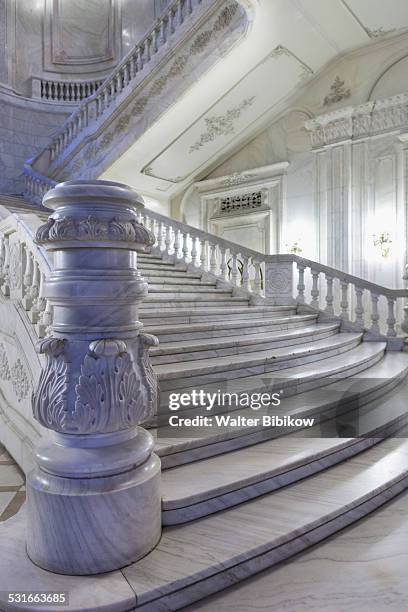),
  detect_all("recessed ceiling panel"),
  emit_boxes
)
[342,0,408,36]
[143,47,313,183]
